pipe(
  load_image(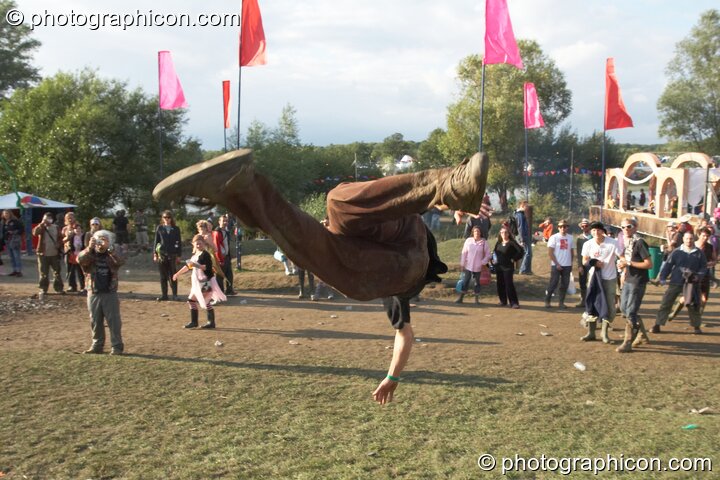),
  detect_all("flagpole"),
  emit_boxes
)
[569,147,574,214]
[158,107,164,179]
[237,1,244,149]
[157,53,164,179]
[223,82,228,153]
[523,128,529,202]
[478,63,487,153]
[600,131,606,217]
